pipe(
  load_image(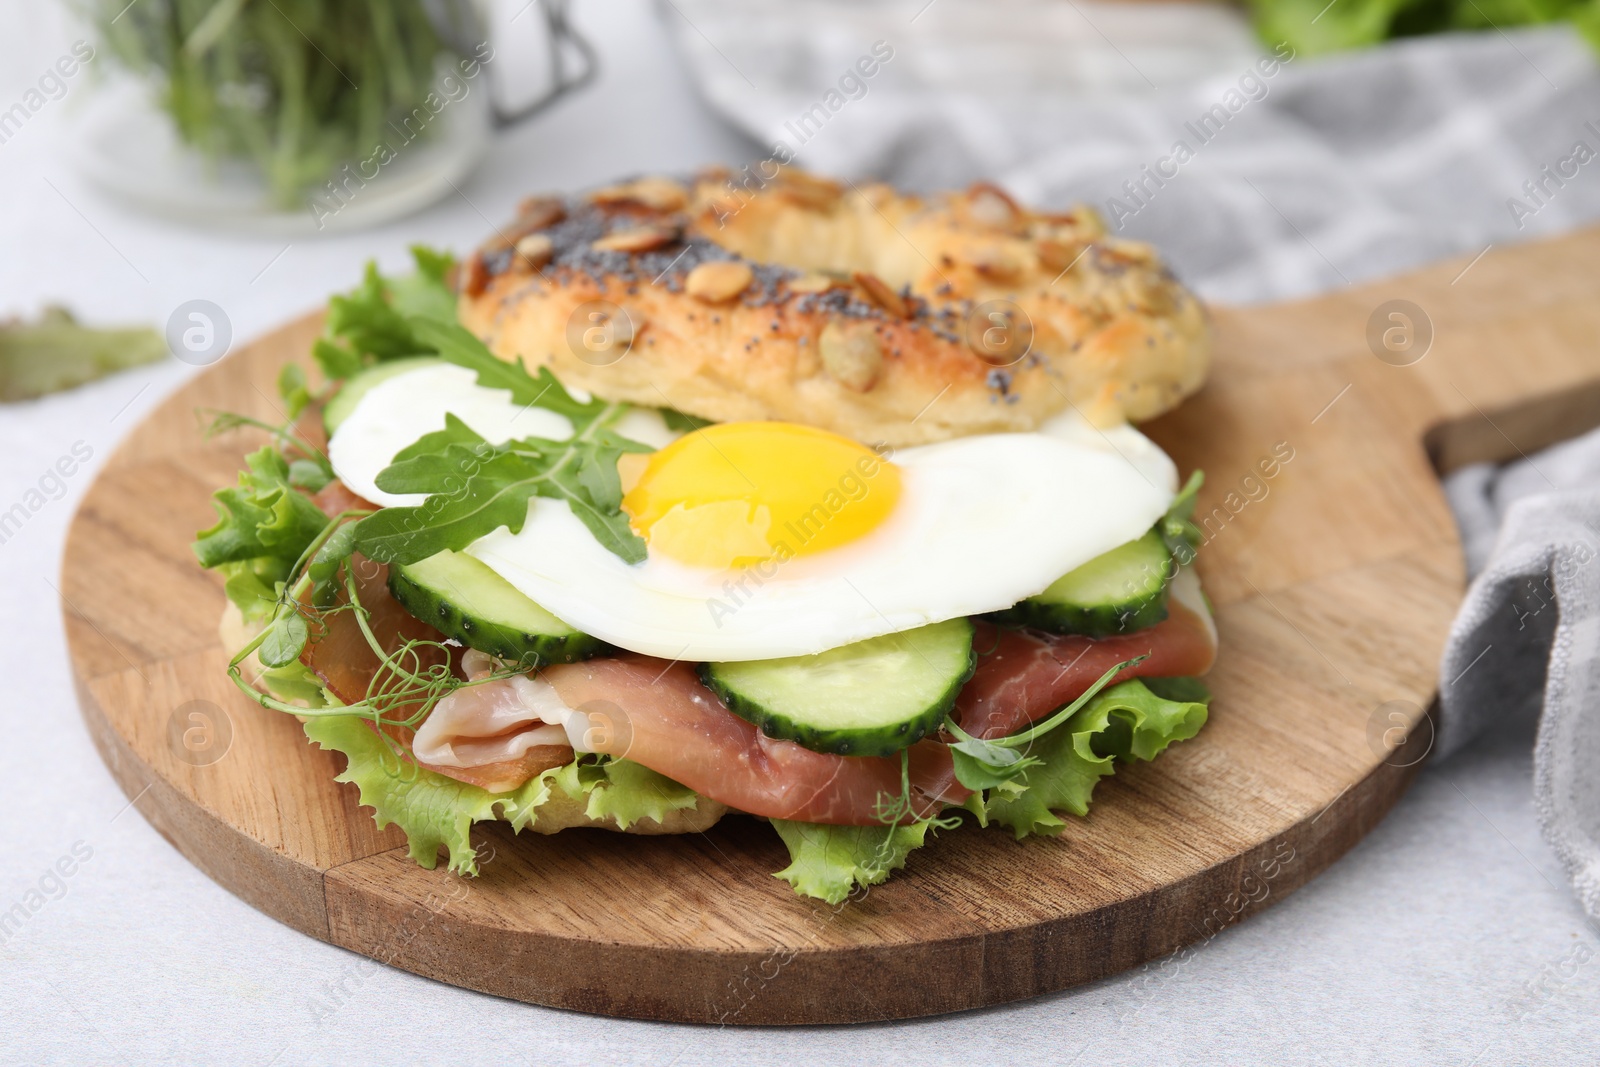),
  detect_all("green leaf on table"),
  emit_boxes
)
[0,306,164,402]
[1244,0,1414,56]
